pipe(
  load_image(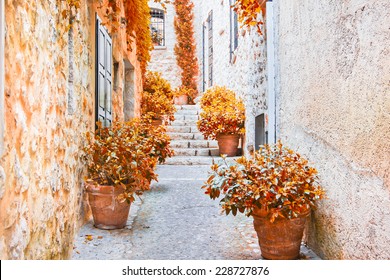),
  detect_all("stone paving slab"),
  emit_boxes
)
[72,166,320,260]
